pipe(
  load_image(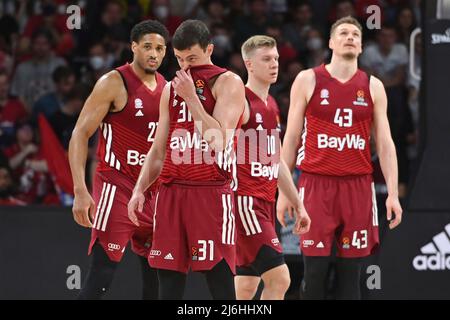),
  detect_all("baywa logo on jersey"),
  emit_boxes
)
[320,88,329,106]
[353,90,368,107]
[413,223,450,271]
[191,246,198,261]
[195,79,206,101]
